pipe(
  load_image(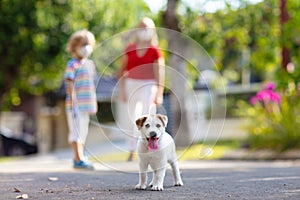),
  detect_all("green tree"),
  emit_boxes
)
[179,0,280,84]
[0,0,151,109]
[0,0,71,109]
